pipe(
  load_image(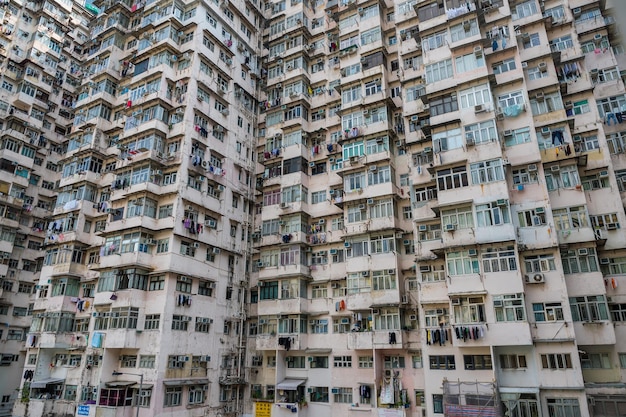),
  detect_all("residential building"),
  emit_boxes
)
[8,0,263,416]
[250,1,626,417]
